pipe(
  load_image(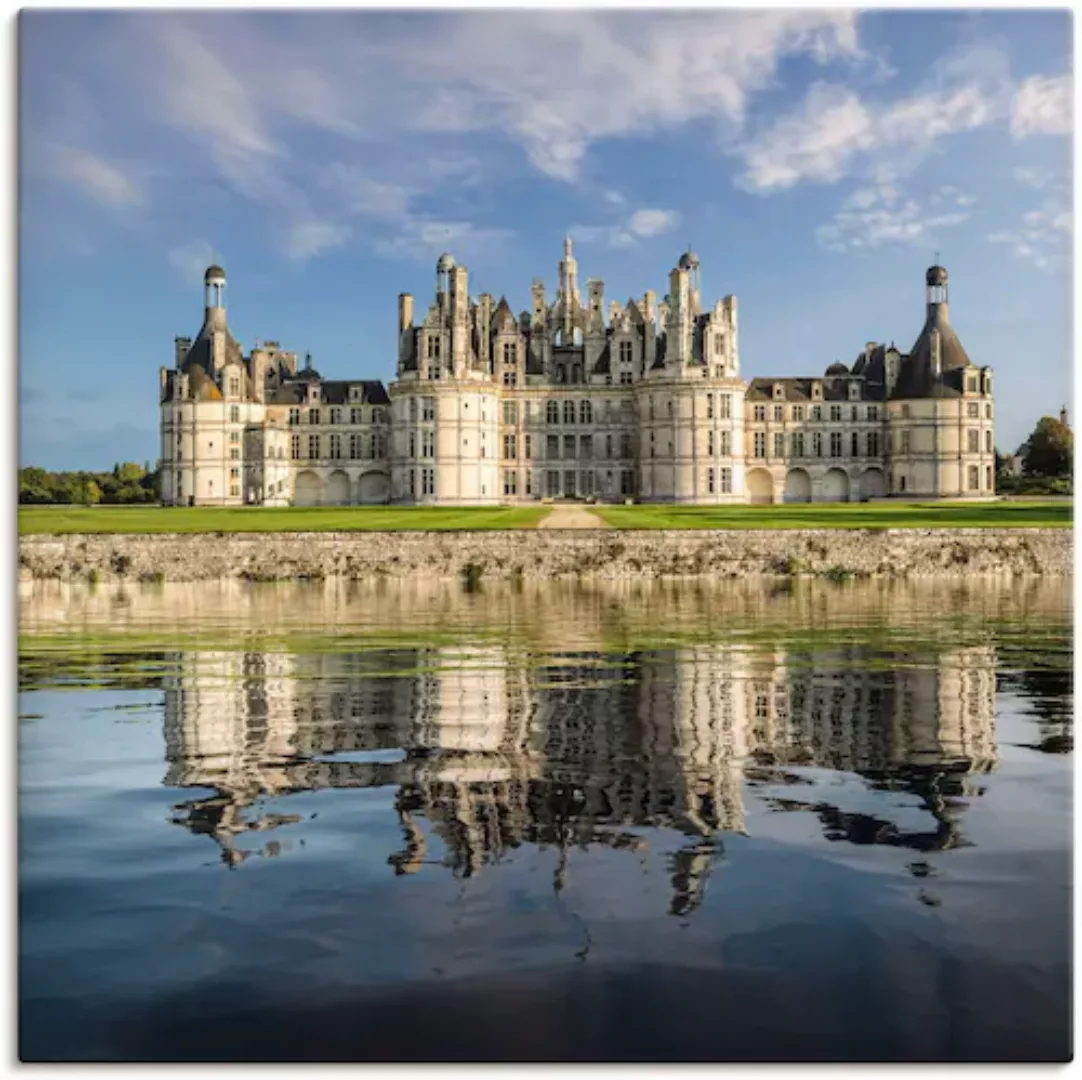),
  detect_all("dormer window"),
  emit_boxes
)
[350,386,361,402]
[773,384,784,400]
[811,382,822,400]
[848,381,860,400]
[307,384,319,403]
